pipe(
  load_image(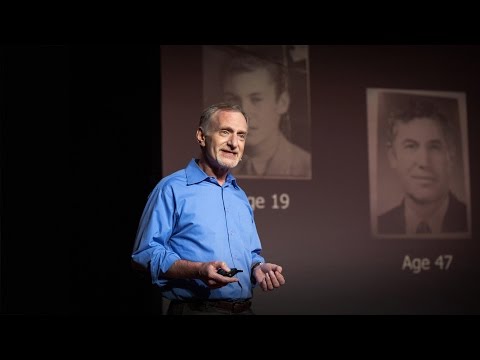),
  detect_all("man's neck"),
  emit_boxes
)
[197,158,229,185]
[246,131,282,158]
[243,132,283,175]
[405,193,449,219]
